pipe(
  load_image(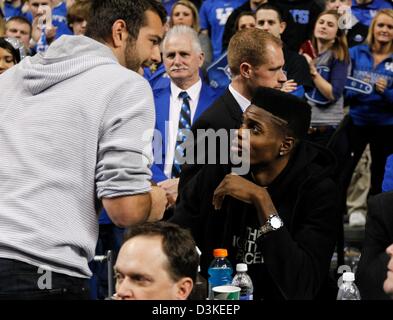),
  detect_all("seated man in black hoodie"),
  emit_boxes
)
[170,87,339,300]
